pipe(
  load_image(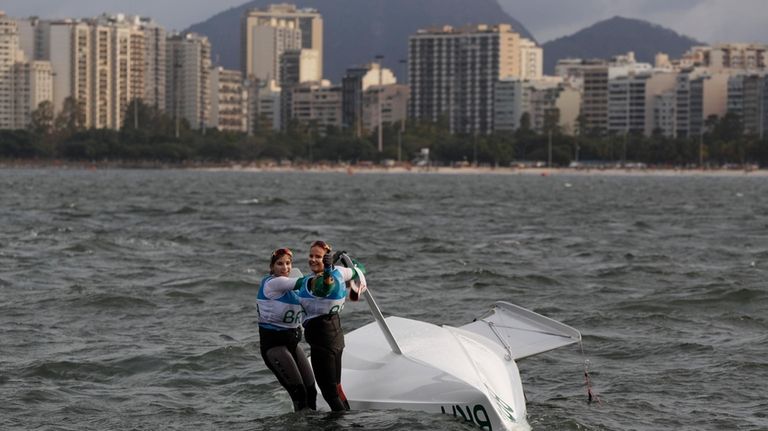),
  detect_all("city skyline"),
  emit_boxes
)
[2,4,768,142]
[2,0,768,44]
